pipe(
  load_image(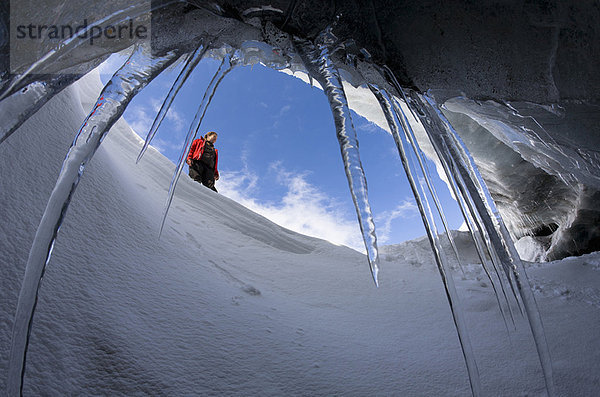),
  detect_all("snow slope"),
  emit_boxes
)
[1,70,599,395]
